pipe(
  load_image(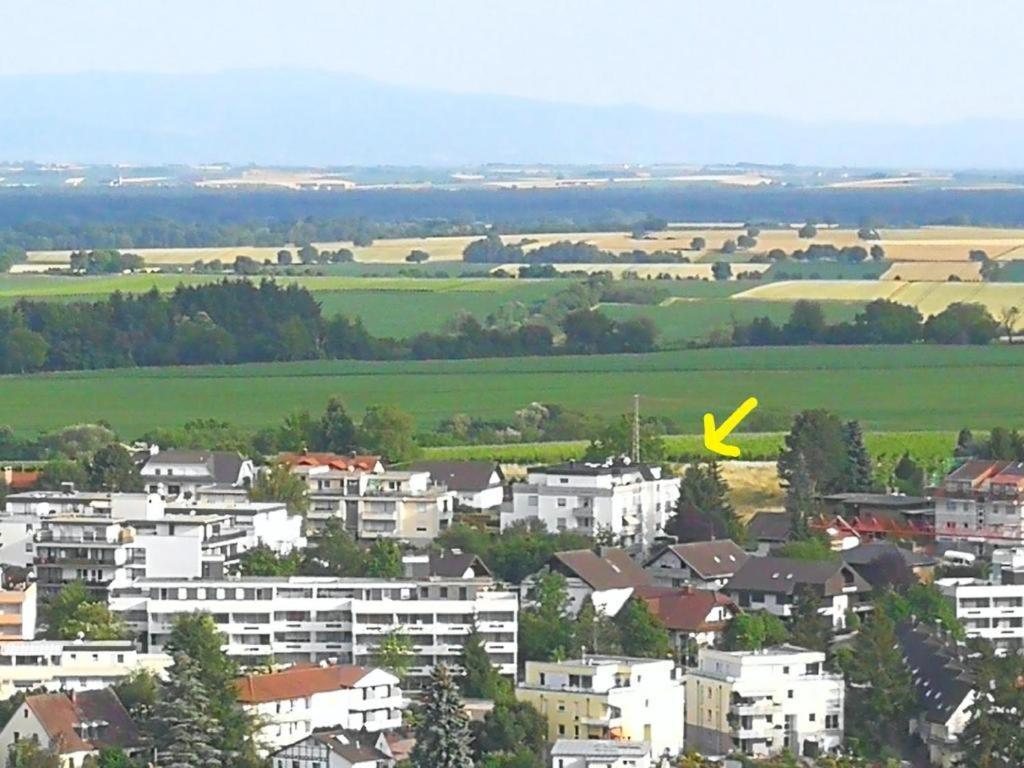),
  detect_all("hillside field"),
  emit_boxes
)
[3,347,1024,439]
